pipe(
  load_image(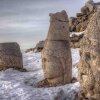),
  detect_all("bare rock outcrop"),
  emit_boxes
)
[69,0,99,32]
[78,10,100,100]
[40,10,72,86]
[0,42,23,70]
[25,41,44,53]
